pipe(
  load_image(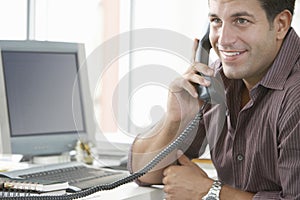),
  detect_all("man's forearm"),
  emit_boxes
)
[130,117,181,184]
[220,184,254,200]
